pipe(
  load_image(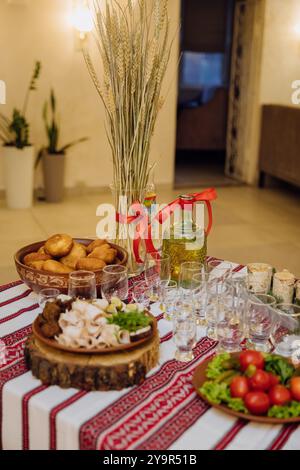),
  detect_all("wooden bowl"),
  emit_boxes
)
[193,353,300,424]
[32,311,157,355]
[14,238,128,296]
